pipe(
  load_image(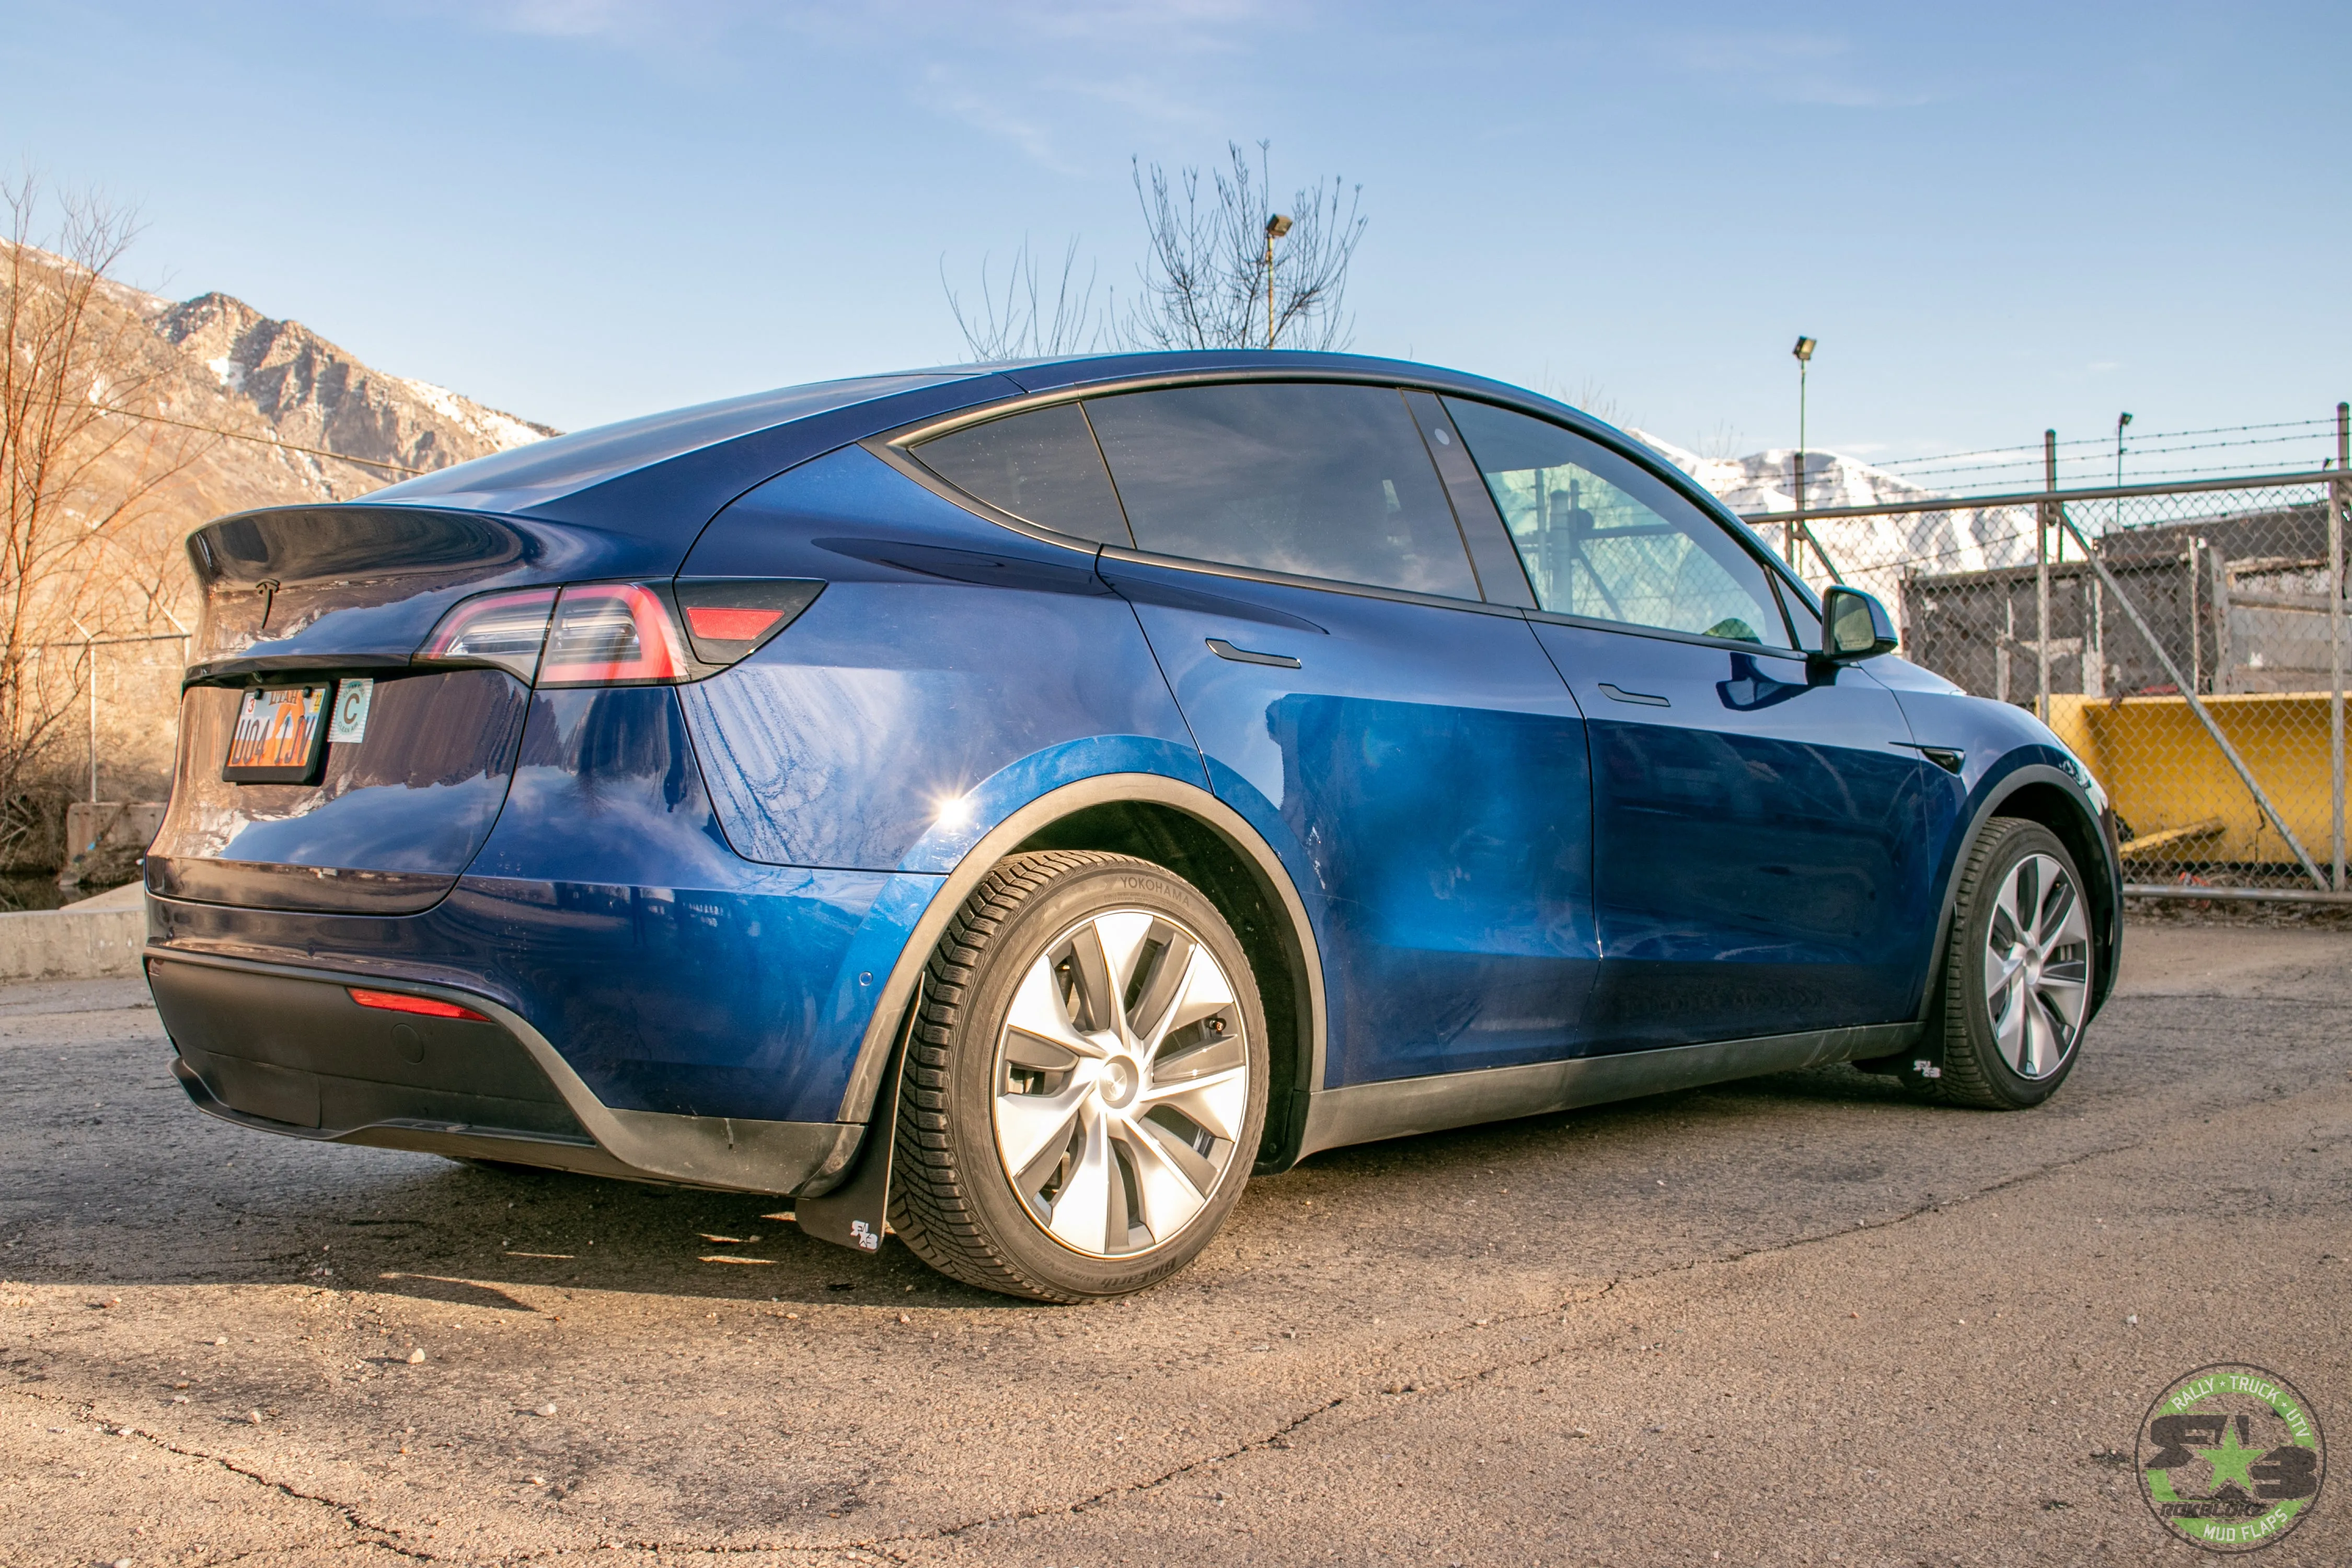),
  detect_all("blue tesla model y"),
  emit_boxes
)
[146,352,2120,1301]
